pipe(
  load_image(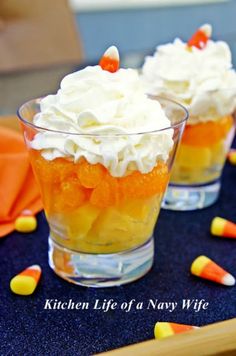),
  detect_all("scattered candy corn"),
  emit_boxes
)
[191,255,235,286]
[154,322,199,340]
[187,24,212,49]
[228,149,236,165]
[10,265,42,295]
[99,46,119,73]
[211,217,236,239]
[15,211,37,233]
